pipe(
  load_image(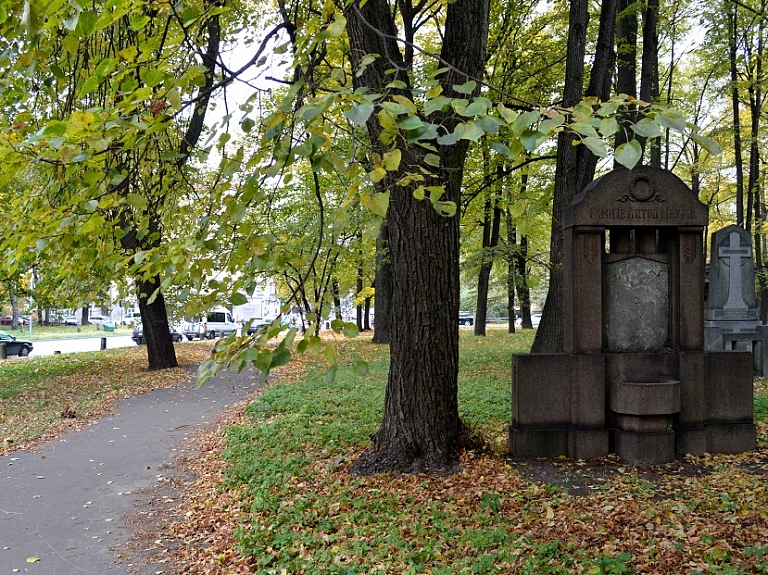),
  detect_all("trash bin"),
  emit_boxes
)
[103,322,115,332]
